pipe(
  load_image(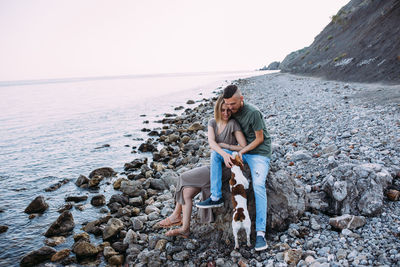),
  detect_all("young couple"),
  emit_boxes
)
[157,84,271,251]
